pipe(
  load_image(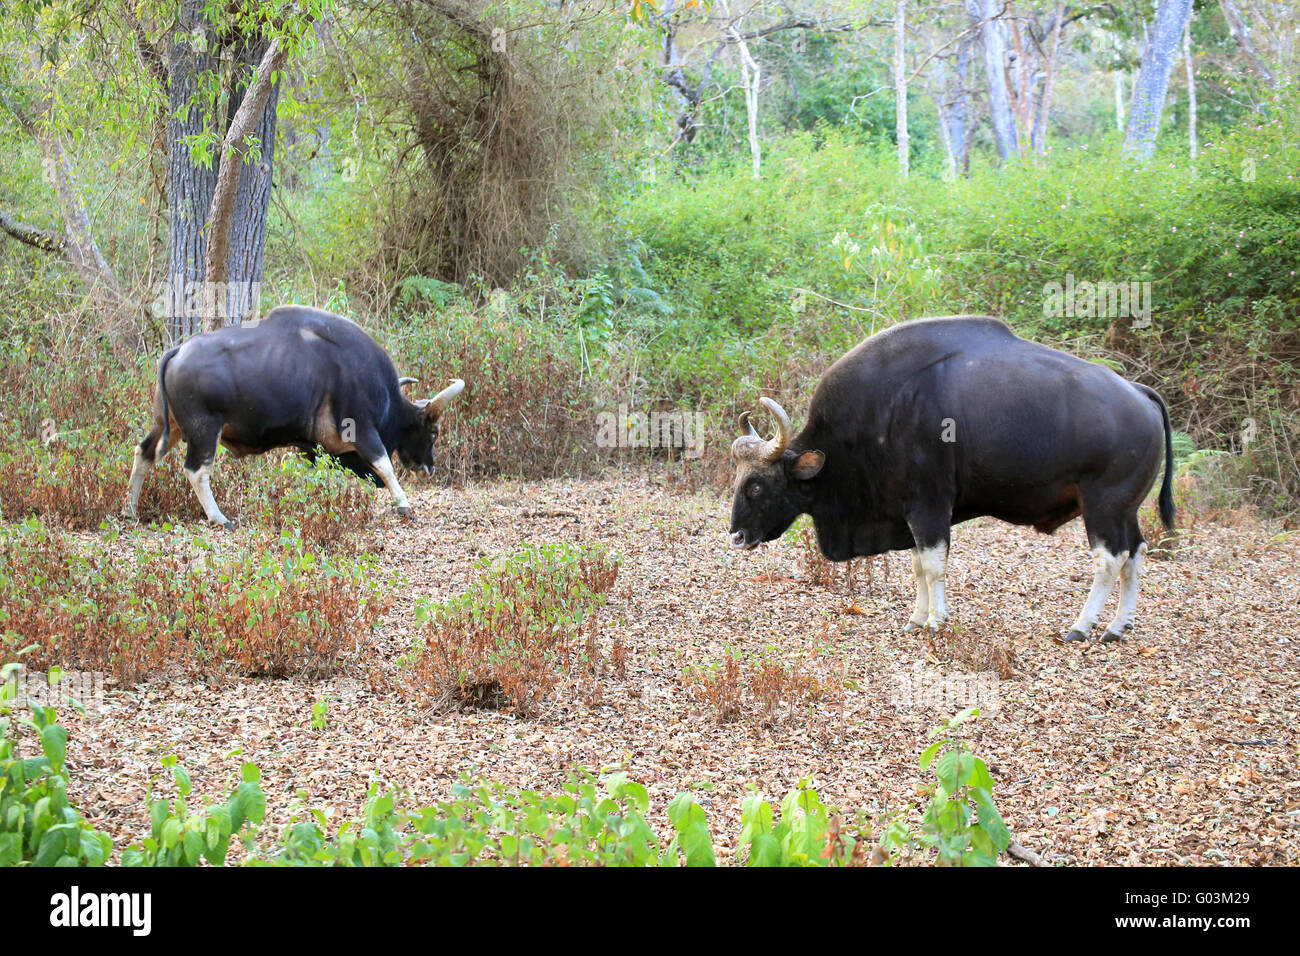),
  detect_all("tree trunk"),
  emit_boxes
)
[165,0,218,343]
[1032,1,1065,153]
[213,35,284,328]
[1114,71,1126,132]
[1183,18,1197,158]
[1124,0,1193,159]
[728,12,762,179]
[966,0,1018,161]
[895,1,909,176]
[1006,8,1033,144]
[0,86,125,316]
[947,38,971,173]
[166,3,284,341]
